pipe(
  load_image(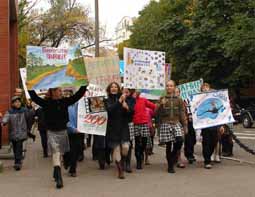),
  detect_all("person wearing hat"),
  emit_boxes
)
[1,96,35,171]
